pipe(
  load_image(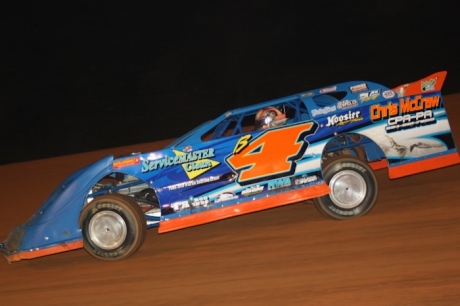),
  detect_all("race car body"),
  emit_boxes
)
[1,71,459,262]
